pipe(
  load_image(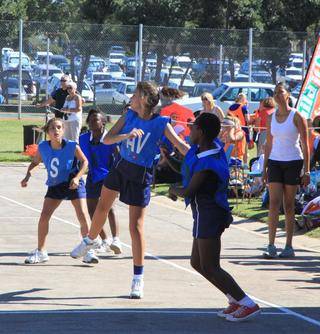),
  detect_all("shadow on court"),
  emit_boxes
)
[0,307,319,334]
